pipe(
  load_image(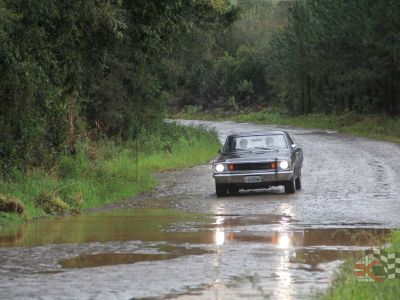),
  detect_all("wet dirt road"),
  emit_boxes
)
[1,120,400,300]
